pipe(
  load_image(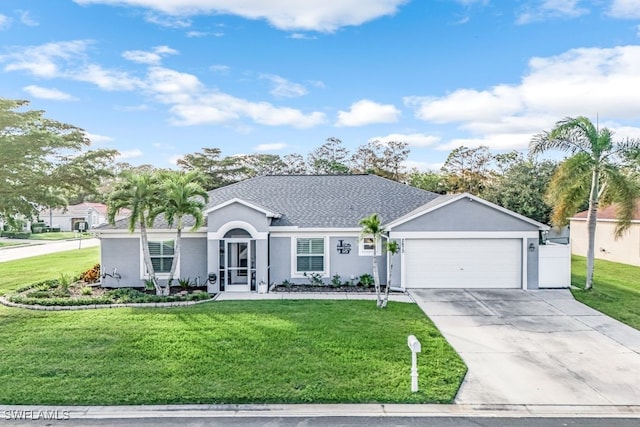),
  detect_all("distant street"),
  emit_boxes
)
[0,238,99,263]
[1,416,638,427]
